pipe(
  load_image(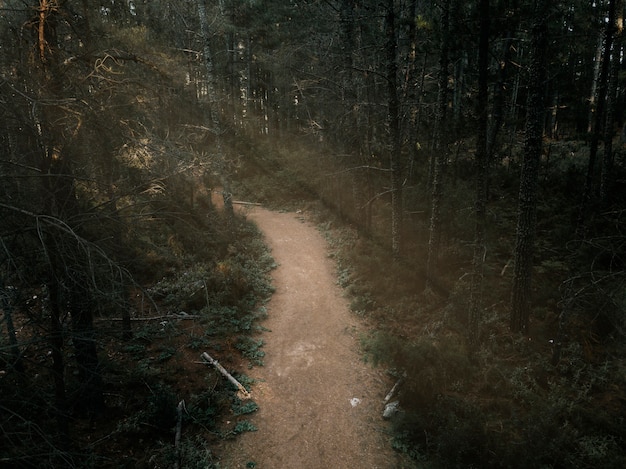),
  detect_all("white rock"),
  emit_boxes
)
[350,397,361,407]
[383,400,400,419]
